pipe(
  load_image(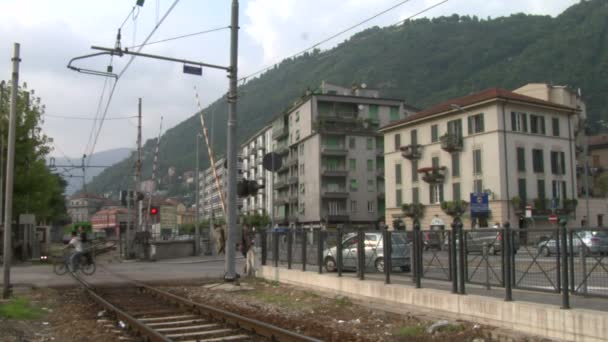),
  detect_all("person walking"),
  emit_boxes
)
[241,225,255,276]
[213,224,226,255]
